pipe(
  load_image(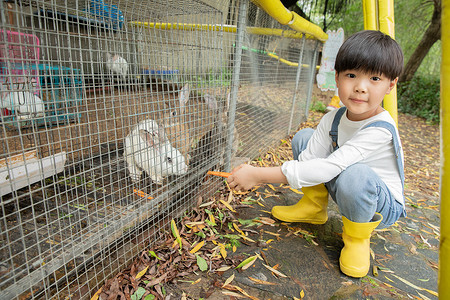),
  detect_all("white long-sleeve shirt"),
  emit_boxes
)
[281,109,405,207]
